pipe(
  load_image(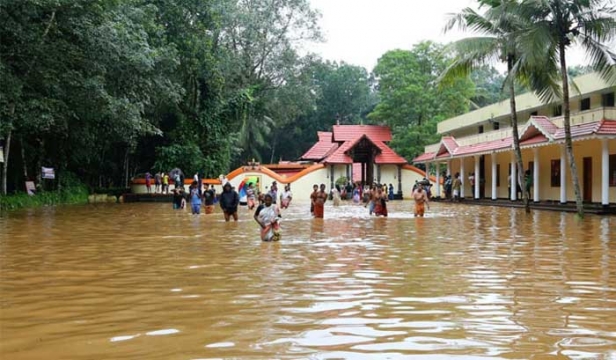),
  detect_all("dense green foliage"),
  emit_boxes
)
[0,185,88,211]
[369,42,475,160]
[1,0,532,197]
